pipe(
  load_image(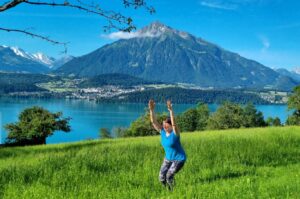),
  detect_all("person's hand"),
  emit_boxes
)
[167,100,173,111]
[149,99,155,111]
